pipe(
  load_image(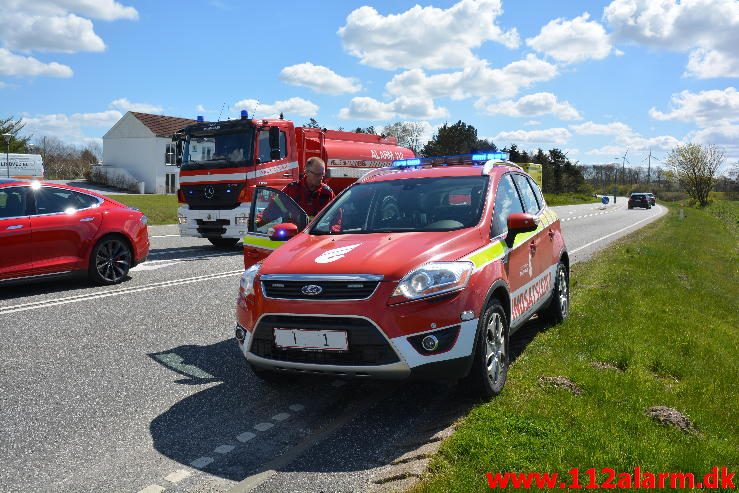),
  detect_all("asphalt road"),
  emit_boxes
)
[0,200,666,493]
